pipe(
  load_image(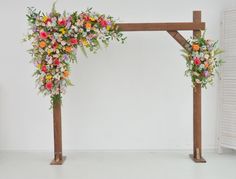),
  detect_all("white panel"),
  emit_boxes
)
[219,10,236,150]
